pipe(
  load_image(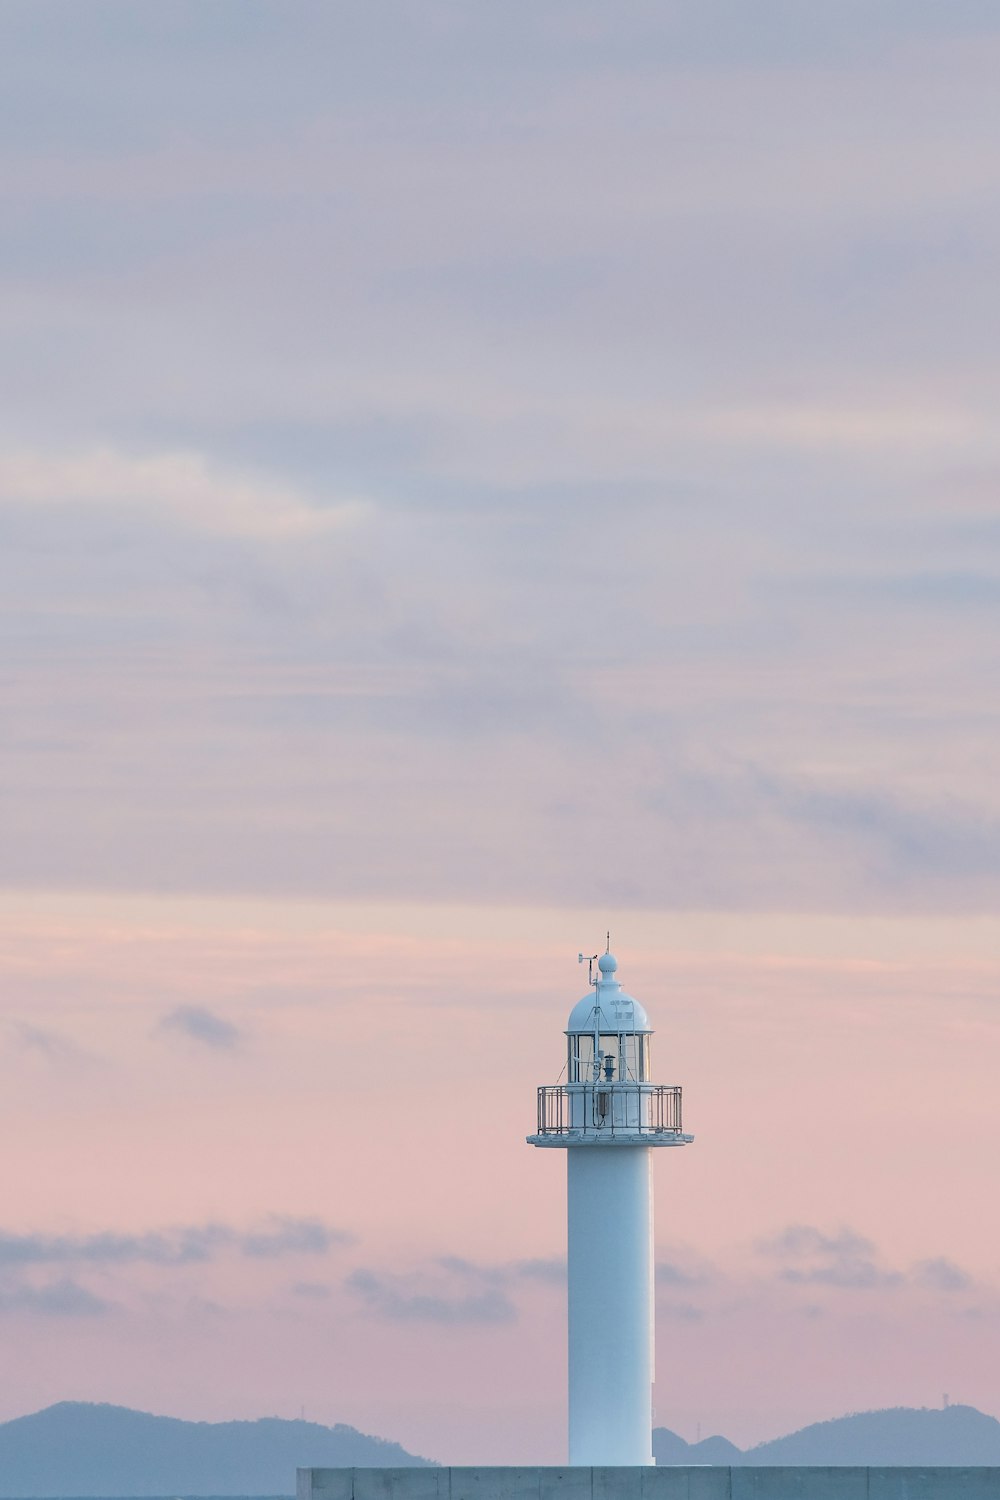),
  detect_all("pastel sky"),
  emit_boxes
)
[2,0,1000,1468]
